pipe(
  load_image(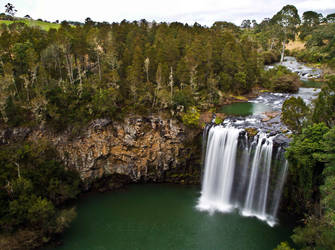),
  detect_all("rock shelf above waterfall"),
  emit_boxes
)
[214,86,321,147]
